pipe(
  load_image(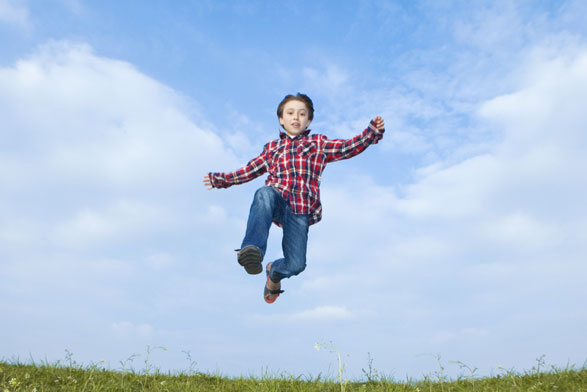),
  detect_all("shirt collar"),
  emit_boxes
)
[279,129,312,140]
